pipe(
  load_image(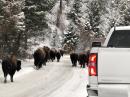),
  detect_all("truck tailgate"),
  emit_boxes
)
[98,48,130,83]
